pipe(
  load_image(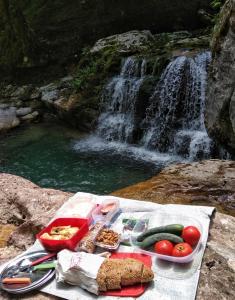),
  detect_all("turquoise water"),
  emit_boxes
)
[0,123,156,194]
